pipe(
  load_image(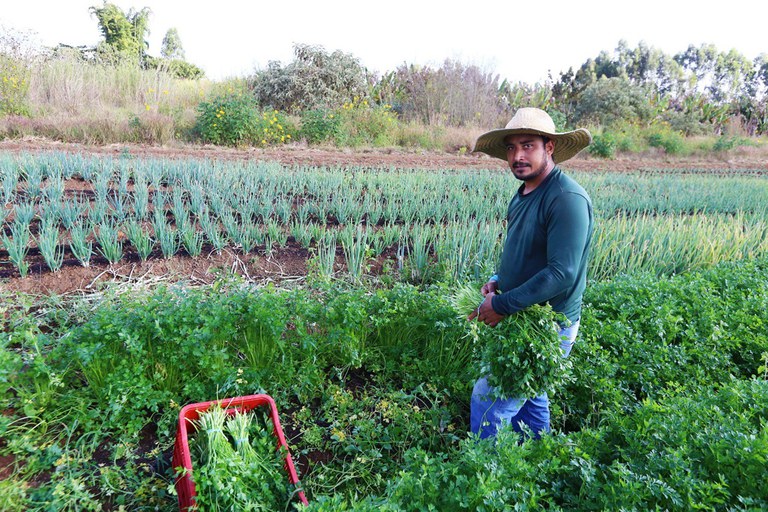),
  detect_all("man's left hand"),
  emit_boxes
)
[467,292,504,327]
